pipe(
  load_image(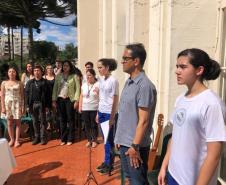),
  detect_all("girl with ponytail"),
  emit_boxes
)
[158,48,226,185]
